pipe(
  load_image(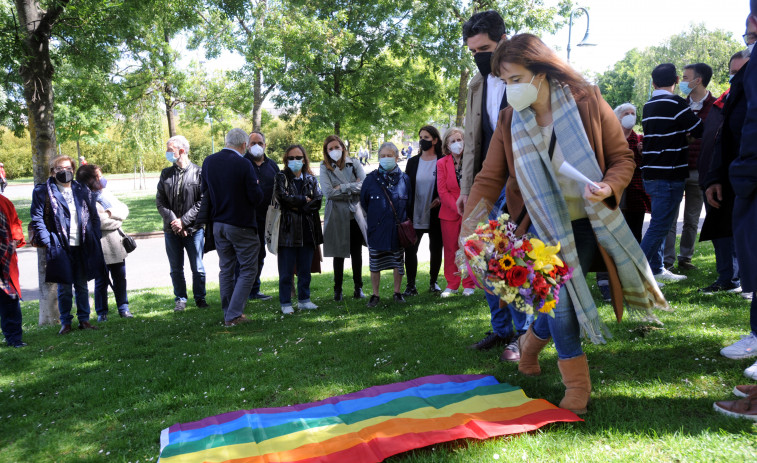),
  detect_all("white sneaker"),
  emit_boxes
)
[721,333,757,359]
[440,288,458,298]
[298,300,318,310]
[462,288,475,296]
[742,292,754,301]
[744,359,757,381]
[281,305,294,315]
[654,268,687,282]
